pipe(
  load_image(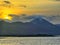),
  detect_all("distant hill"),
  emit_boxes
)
[0,17,60,36]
